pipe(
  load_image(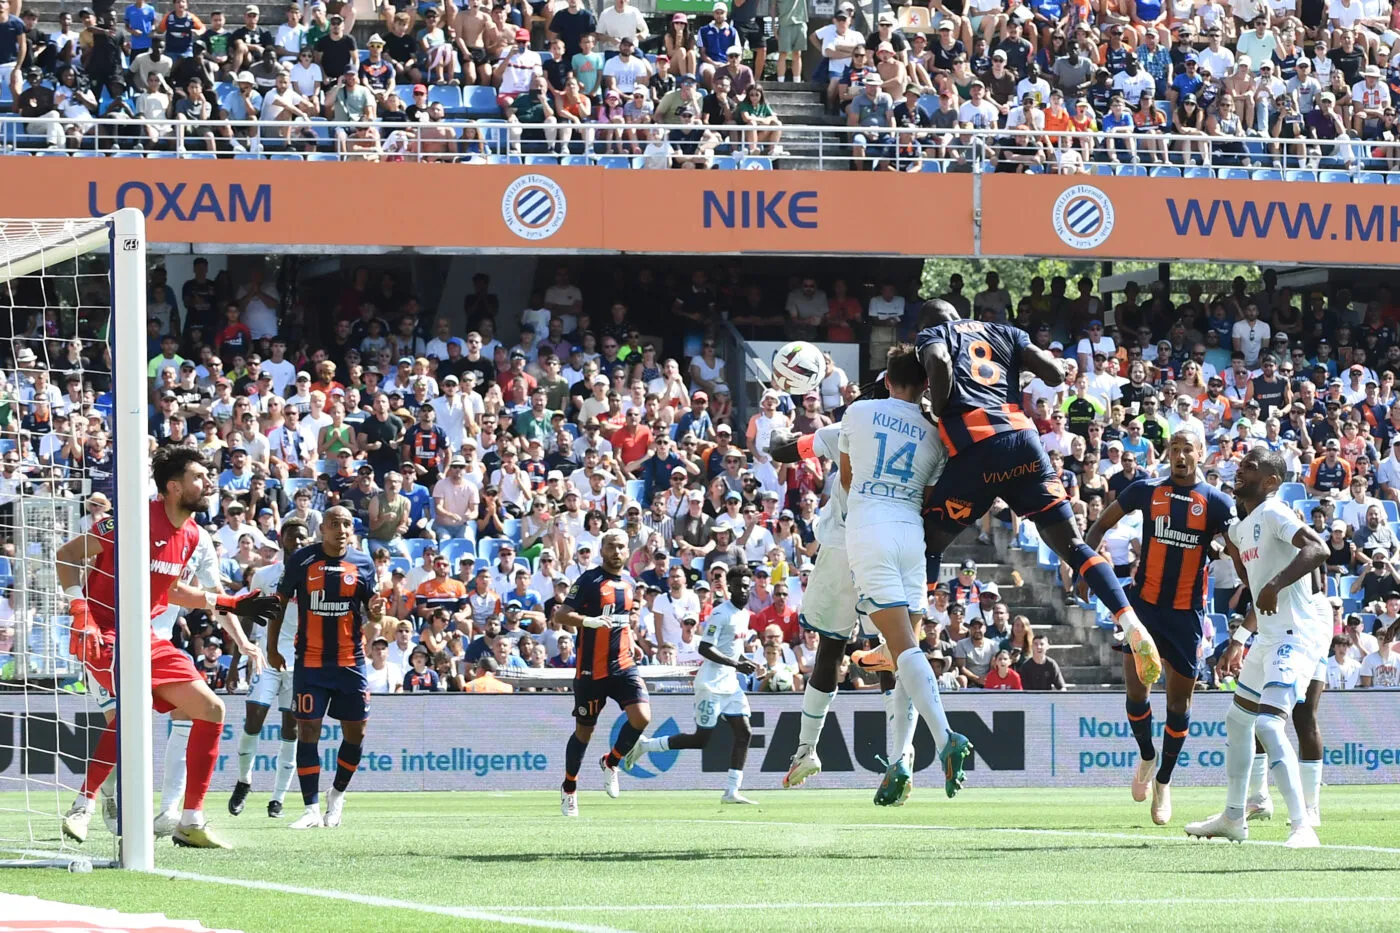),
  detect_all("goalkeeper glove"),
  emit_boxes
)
[65,591,102,665]
[209,589,283,627]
